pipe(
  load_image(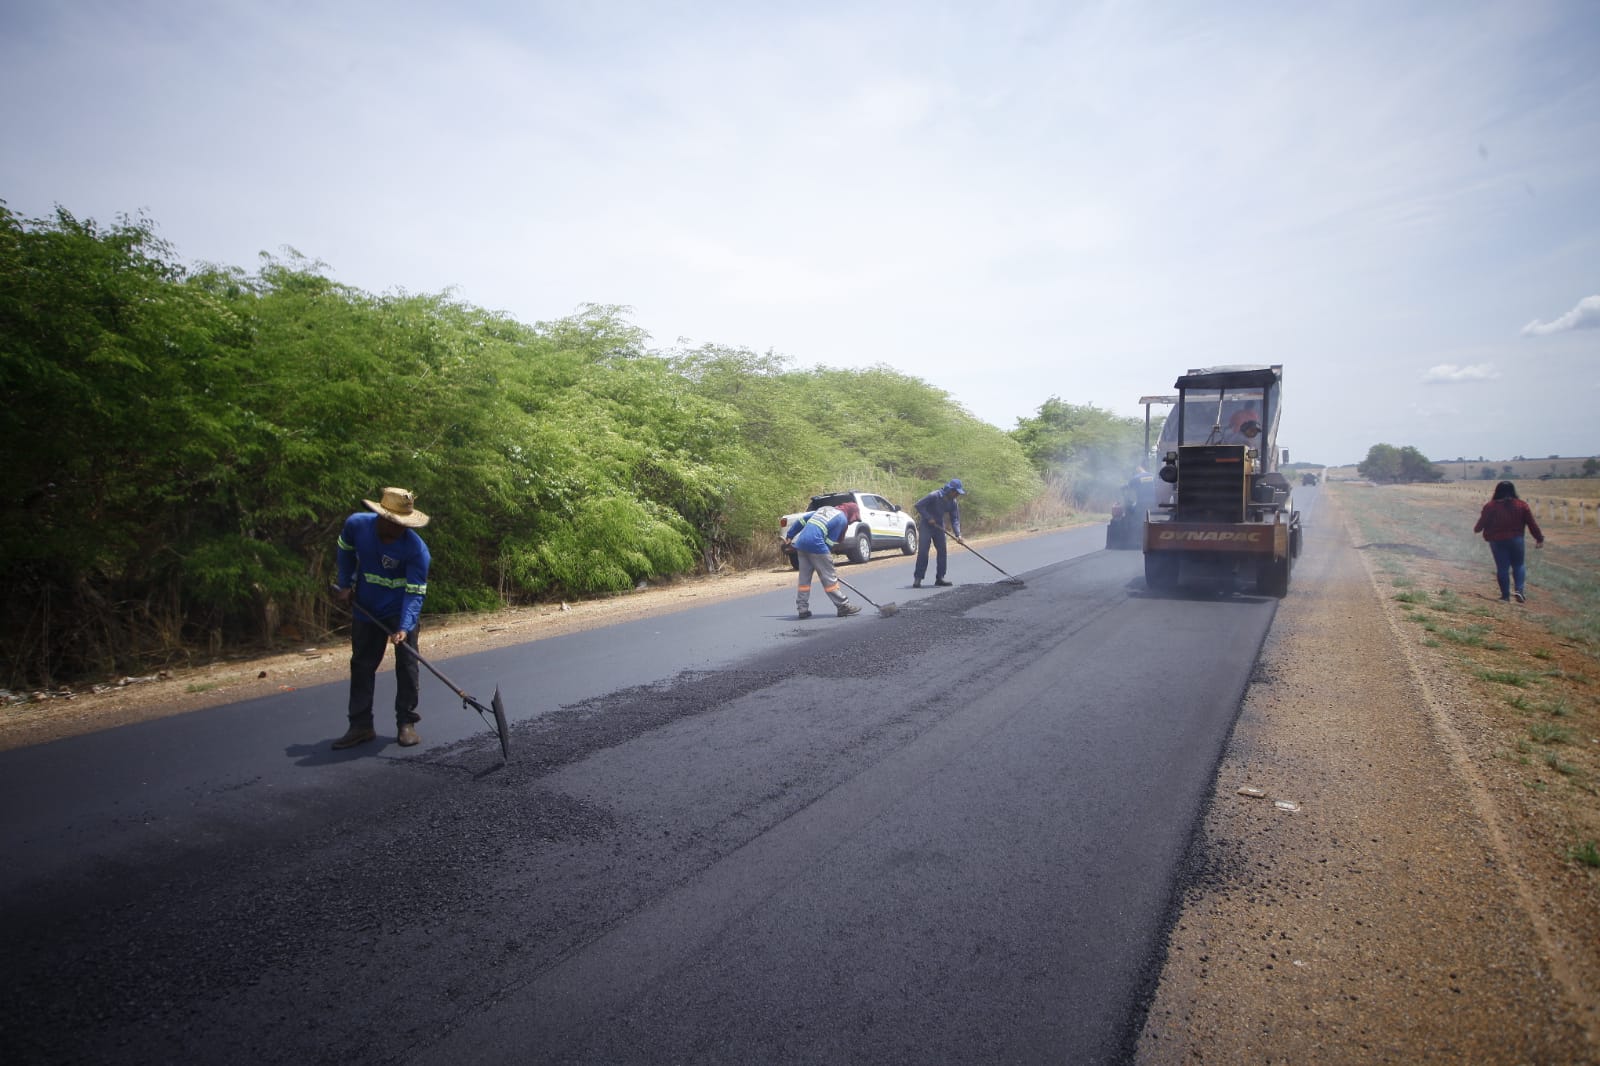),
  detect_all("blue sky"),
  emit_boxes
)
[4,0,1598,465]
